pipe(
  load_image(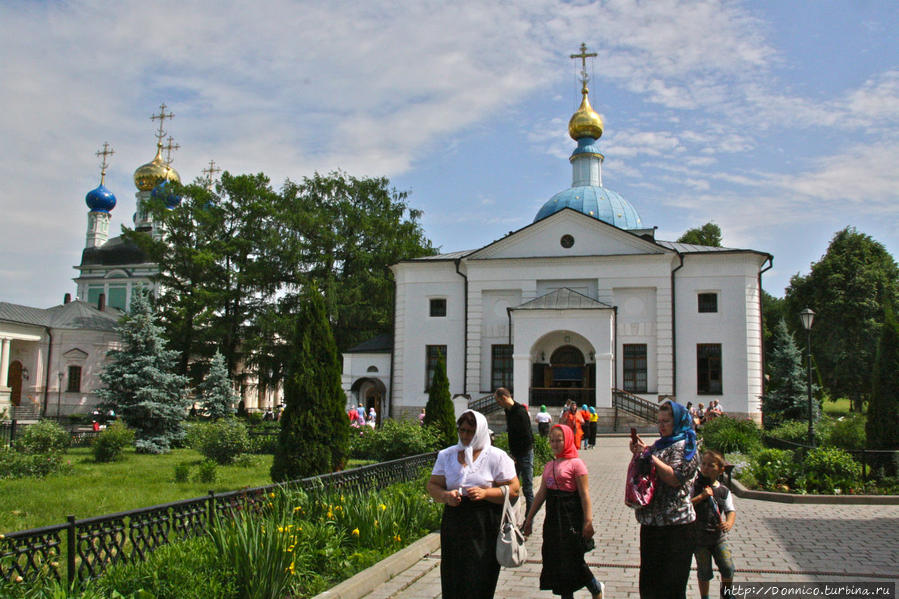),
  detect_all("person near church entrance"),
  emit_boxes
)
[494,387,534,513]
[578,405,591,449]
[535,405,553,437]
[587,406,598,448]
[427,410,520,599]
[561,400,585,450]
